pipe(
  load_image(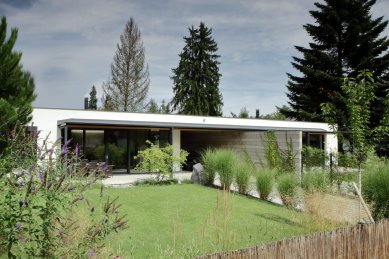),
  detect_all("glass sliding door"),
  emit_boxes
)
[105,130,128,173]
[85,130,105,162]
